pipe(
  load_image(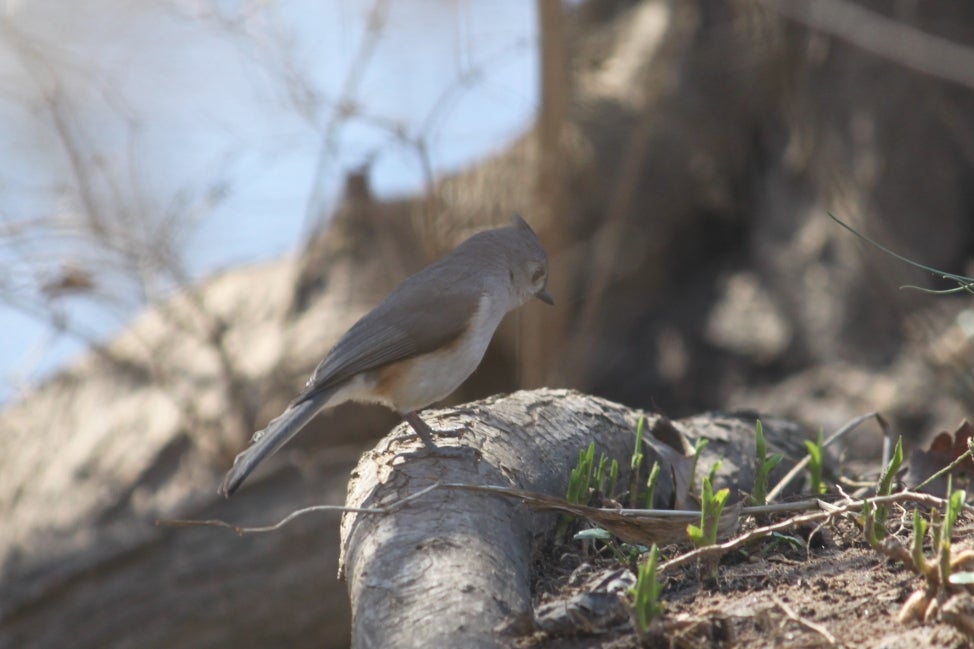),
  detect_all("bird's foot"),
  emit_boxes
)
[388,411,478,459]
[387,423,466,445]
[399,443,481,461]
